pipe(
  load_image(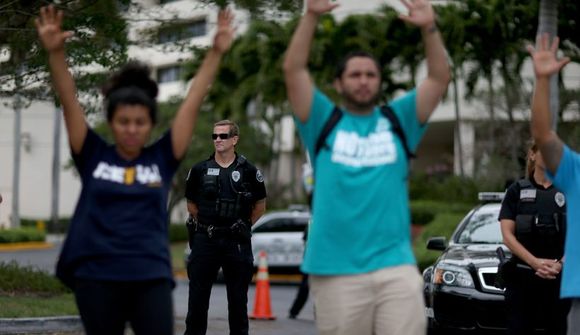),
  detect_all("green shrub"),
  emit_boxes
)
[413,212,466,271]
[410,206,435,226]
[168,223,189,242]
[0,261,70,296]
[0,228,45,243]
